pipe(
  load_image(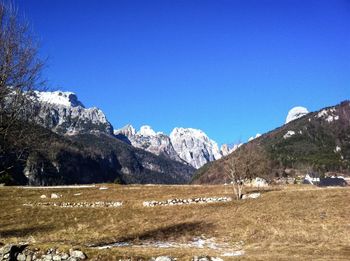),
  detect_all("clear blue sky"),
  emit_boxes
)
[17,0,349,145]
